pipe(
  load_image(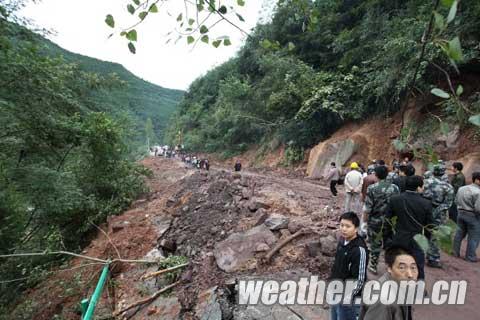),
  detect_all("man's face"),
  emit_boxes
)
[339,219,357,241]
[388,254,419,281]
[452,166,458,174]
